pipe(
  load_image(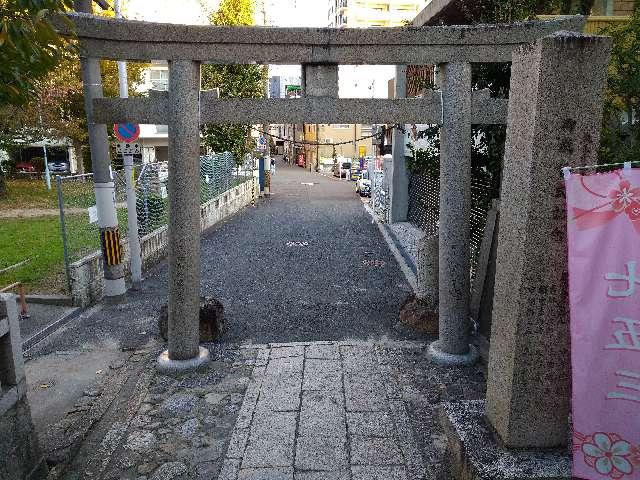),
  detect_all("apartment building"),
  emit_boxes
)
[135,60,170,163]
[329,0,429,27]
